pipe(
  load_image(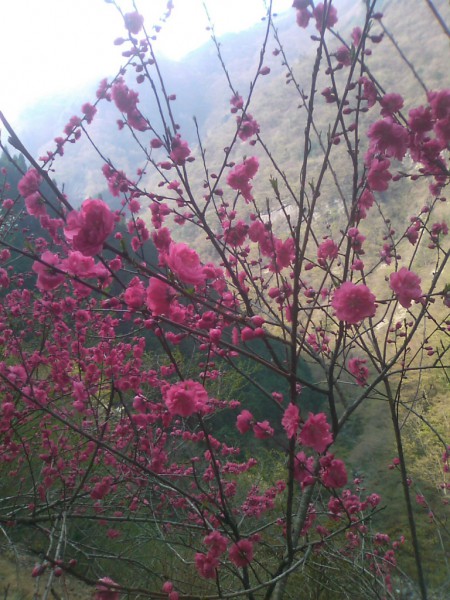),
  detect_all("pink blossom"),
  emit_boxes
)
[237,114,260,141]
[64,199,115,256]
[367,118,409,161]
[317,238,338,265]
[335,46,351,66]
[94,577,120,600]
[124,11,144,35]
[227,157,259,203]
[170,135,191,165]
[361,77,377,108]
[367,158,392,192]
[429,89,450,120]
[313,3,338,32]
[408,105,433,134]
[332,282,377,324]
[25,192,46,217]
[230,93,244,112]
[146,277,177,316]
[32,251,65,292]
[296,8,311,28]
[253,420,274,439]
[300,412,333,453]
[124,277,146,309]
[195,552,218,579]
[380,93,404,117]
[390,267,422,308]
[357,189,374,219]
[321,457,347,488]
[229,539,254,567]
[237,410,254,434]
[293,451,315,485]
[348,358,369,386]
[18,169,42,198]
[282,403,300,439]
[164,380,208,417]
[167,242,206,286]
[204,530,227,556]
